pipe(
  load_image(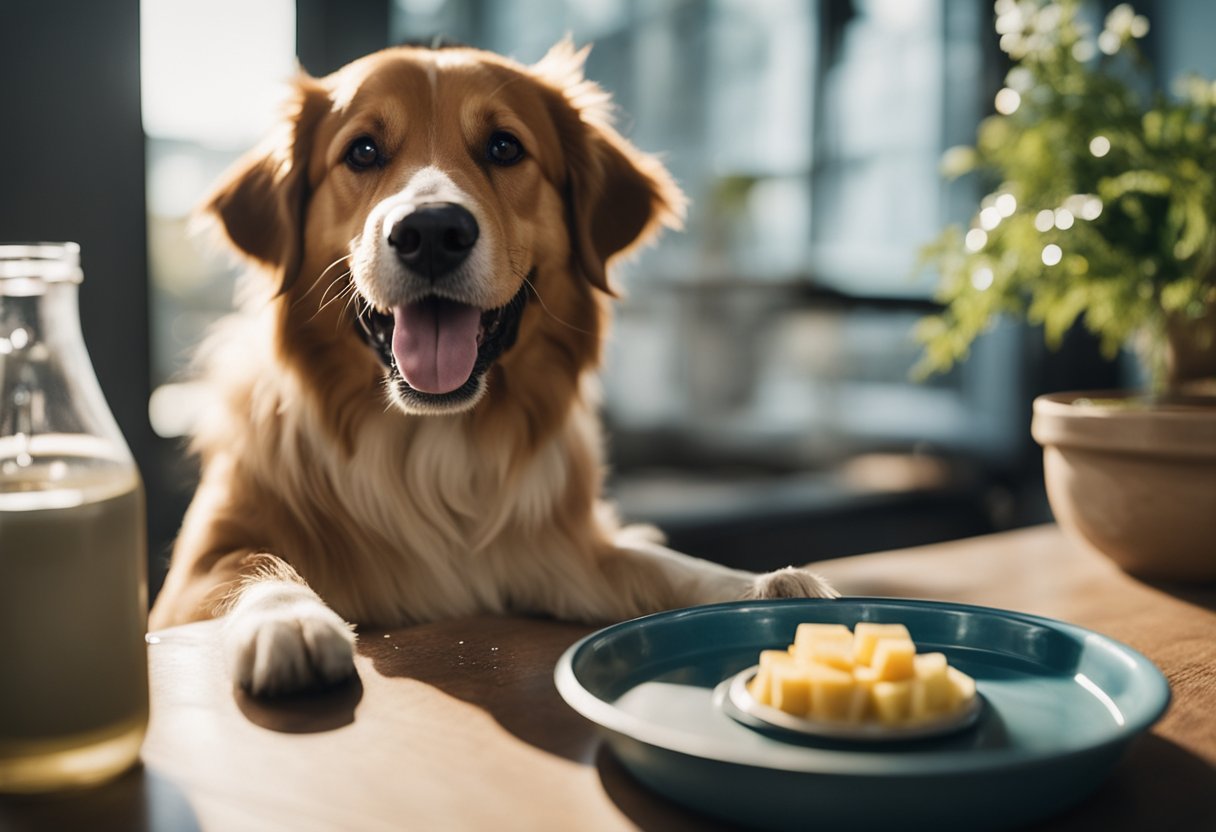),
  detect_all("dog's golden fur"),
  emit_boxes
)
[149,41,833,695]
